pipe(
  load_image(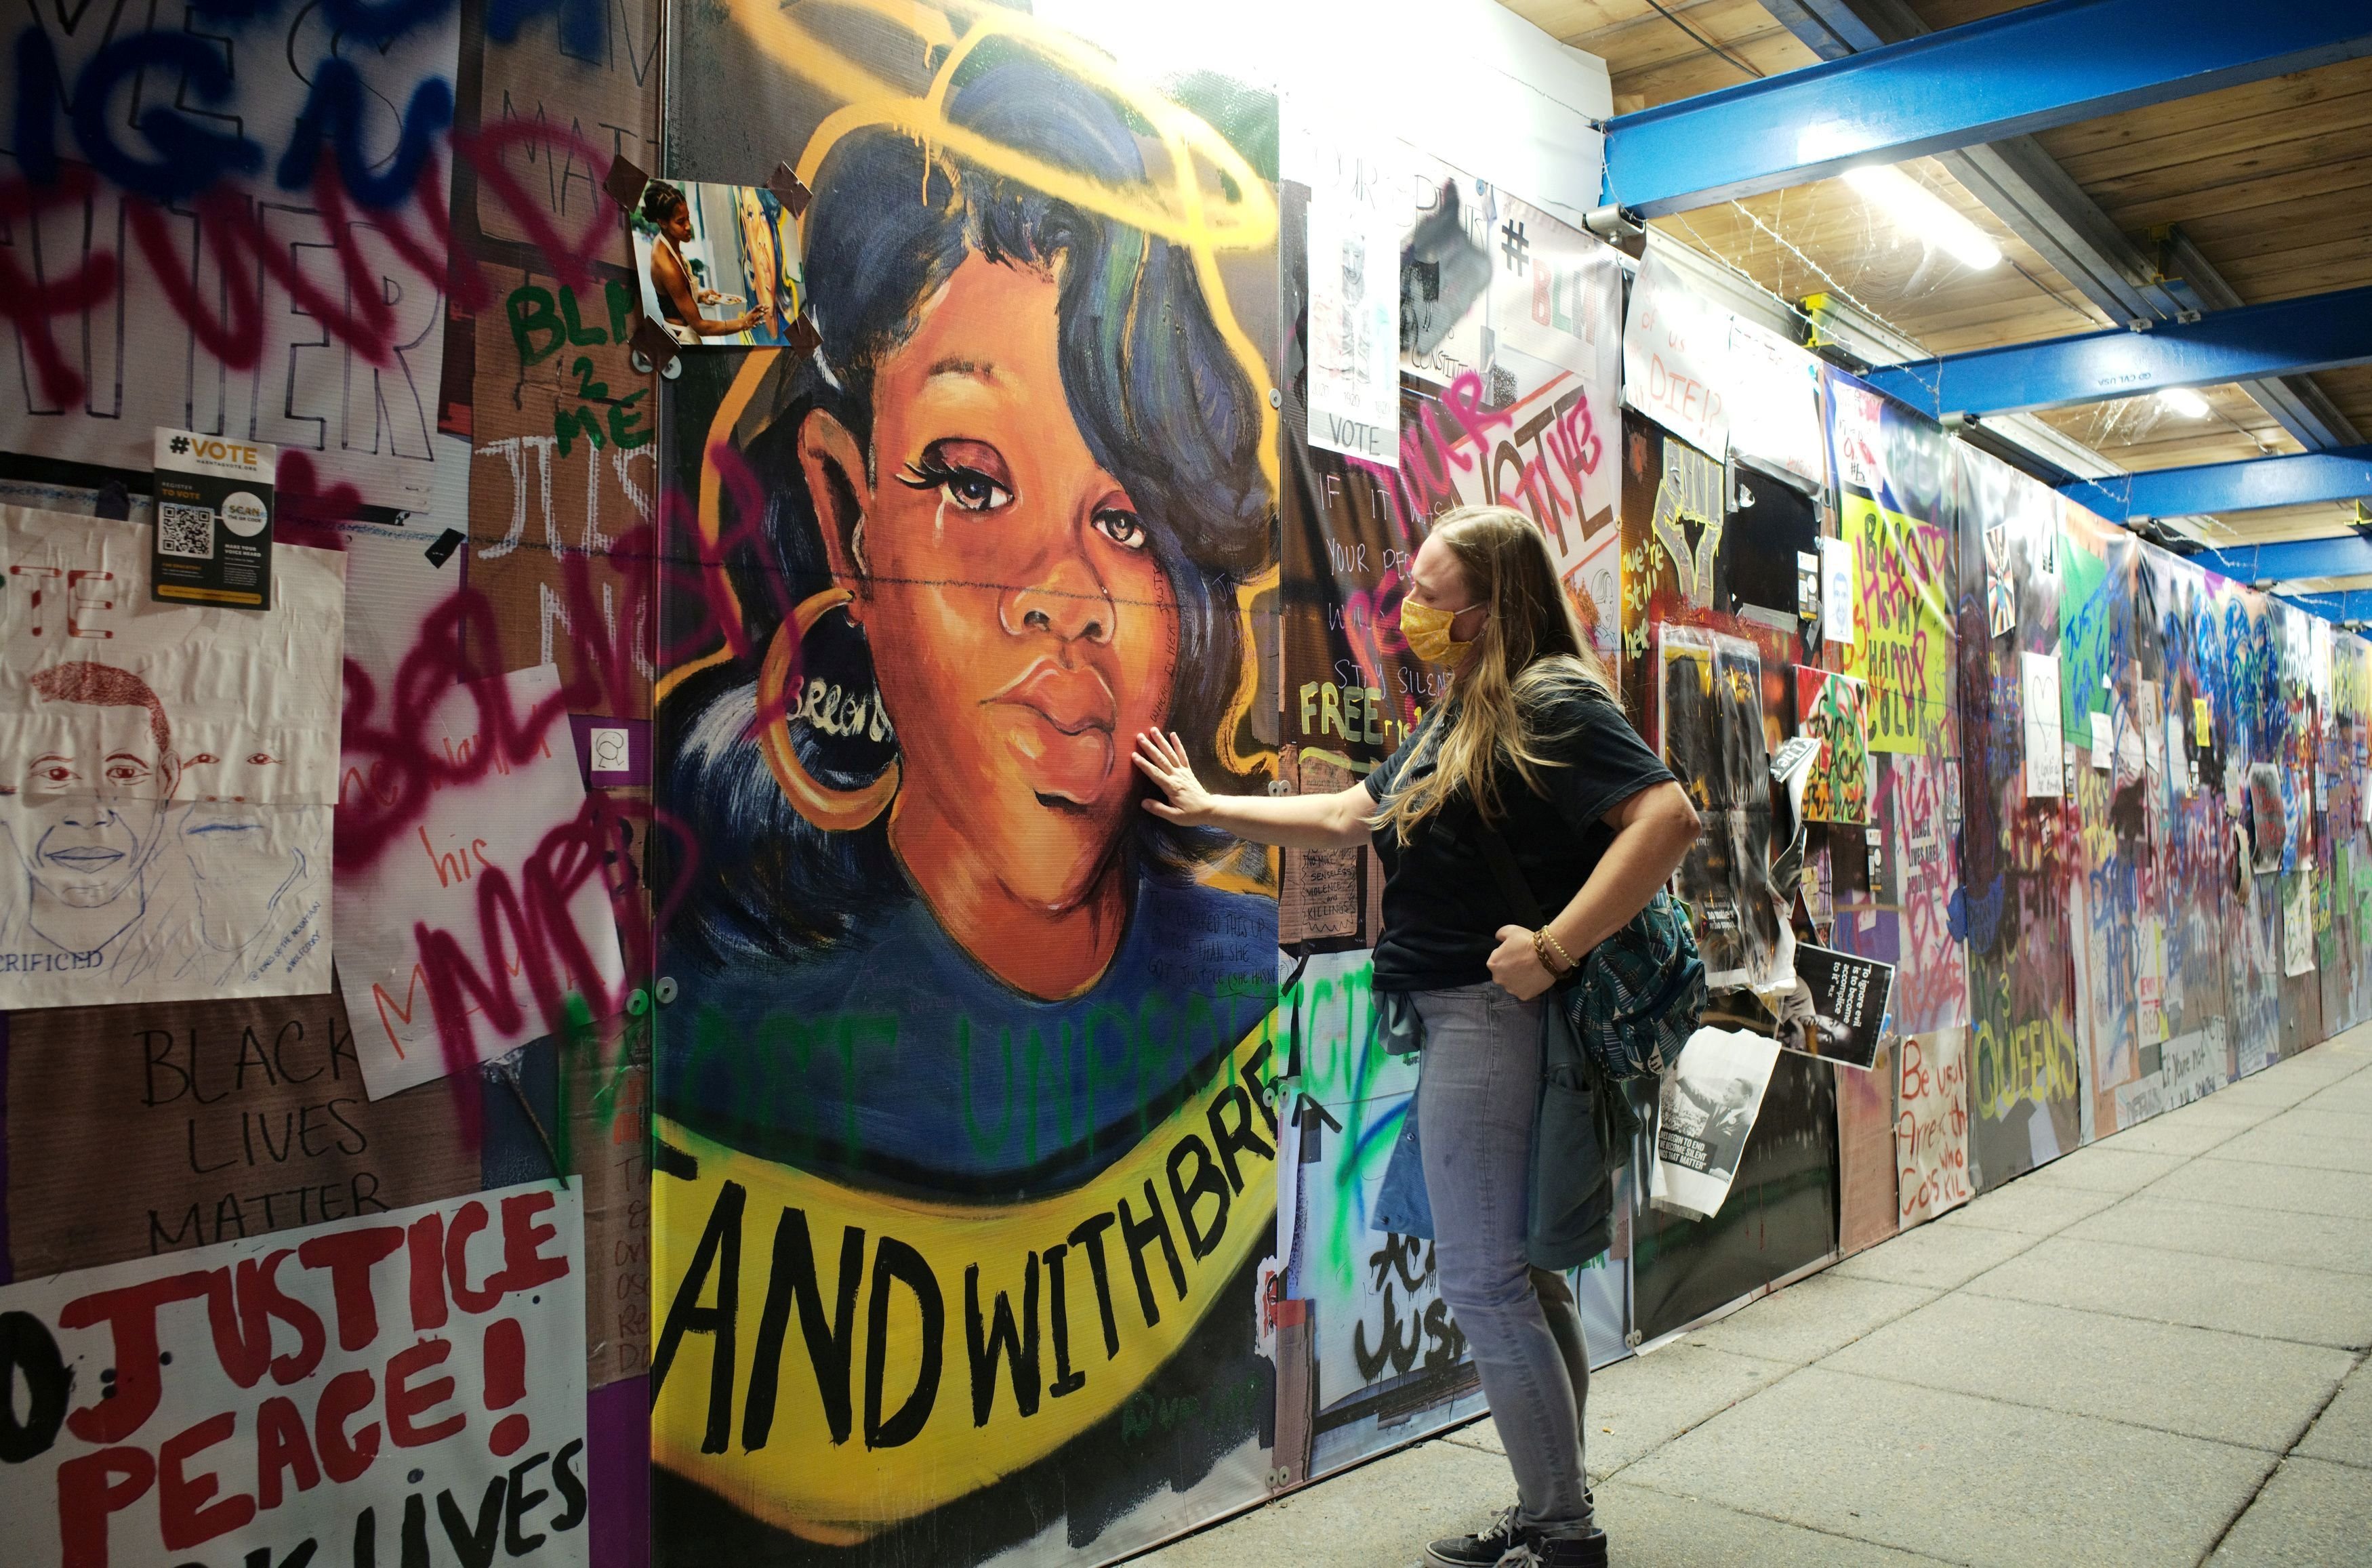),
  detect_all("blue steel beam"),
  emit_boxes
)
[2196,536,2372,585]
[2062,447,2372,523]
[2278,588,2372,627]
[1601,0,2372,216]
[1860,285,2372,420]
